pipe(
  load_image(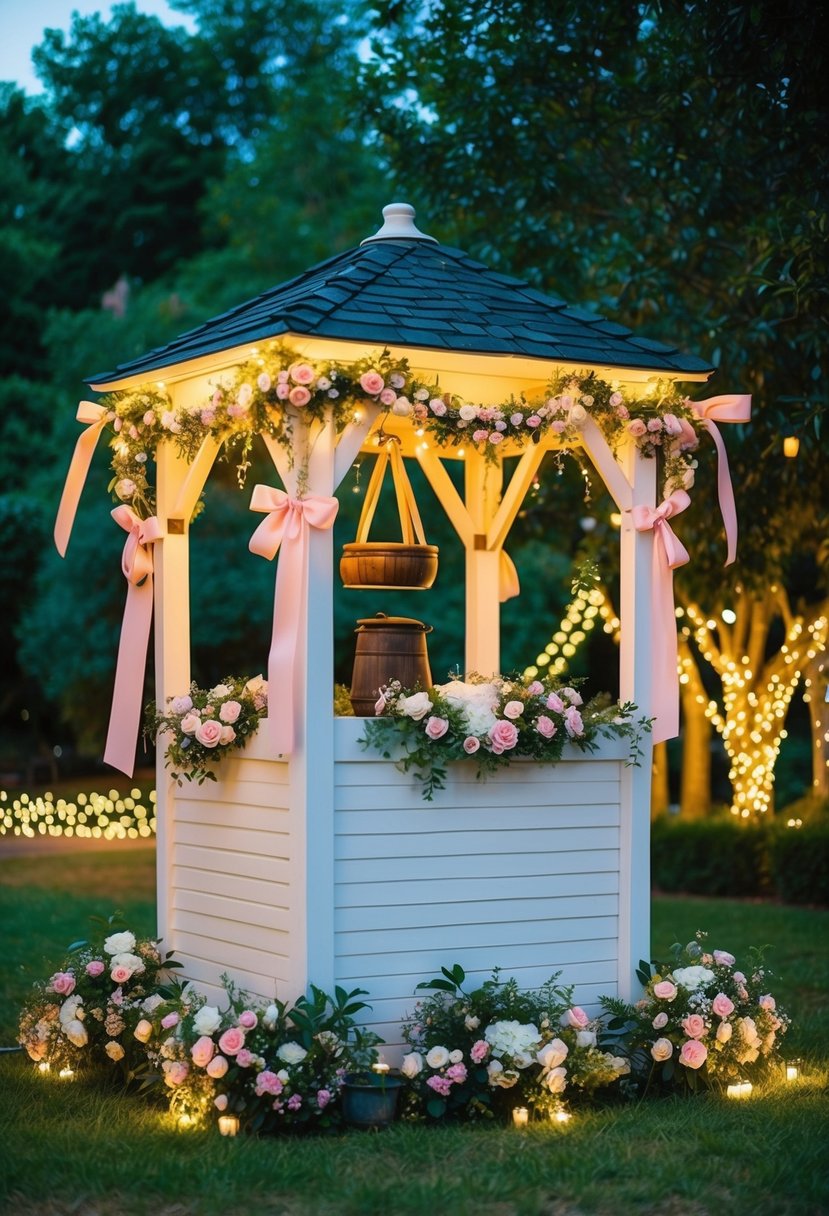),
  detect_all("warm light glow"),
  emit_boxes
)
[783,436,800,457]
[610,512,622,527]
[726,1081,753,1099]
[58,1067,75,1081]
[722,608,737,624]
[37,1061,51,1074]
[786,1061,800,1082]
[551,1108,571,1124]
[178,1114,195,1130]
[218,1114,240,1137]
[512,1107,529,1127]
[372,1061,390,1075]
